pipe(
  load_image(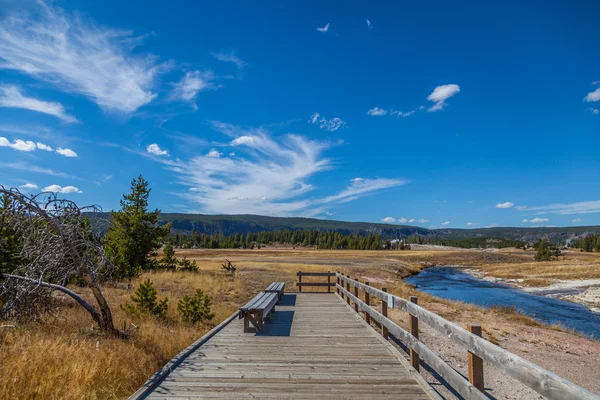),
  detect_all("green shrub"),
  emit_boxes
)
[123,279,168,318]
[177,256,198,272]
[160,243,177,270]
[177,289,214,324]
